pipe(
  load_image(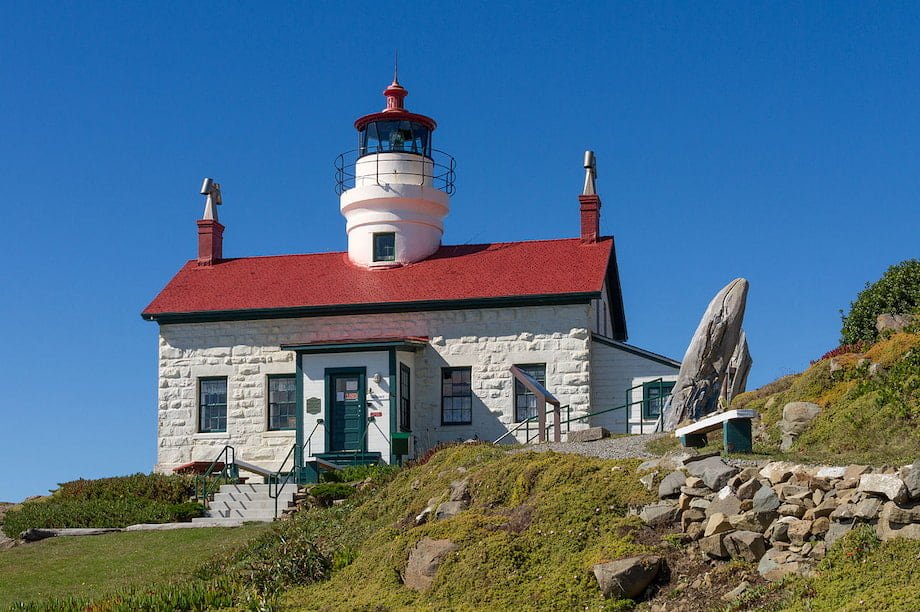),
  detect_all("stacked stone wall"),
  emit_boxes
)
[637,453,920,581]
